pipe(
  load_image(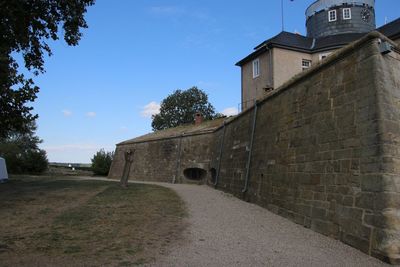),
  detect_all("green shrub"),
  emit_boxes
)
[0,144,48,174]
[91,149,114,176]
[21,149,49,174]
